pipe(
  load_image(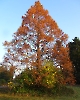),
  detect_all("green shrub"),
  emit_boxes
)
[11,60,65,95]
[40,61,64,89]
[0,79,6,85]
